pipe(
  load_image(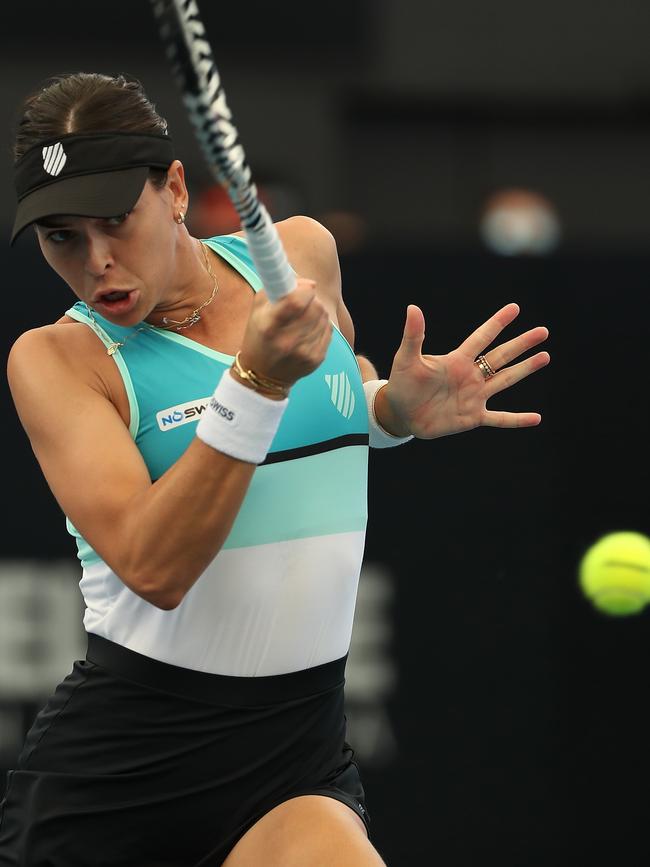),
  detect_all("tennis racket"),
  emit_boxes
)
[149,0,295,302]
